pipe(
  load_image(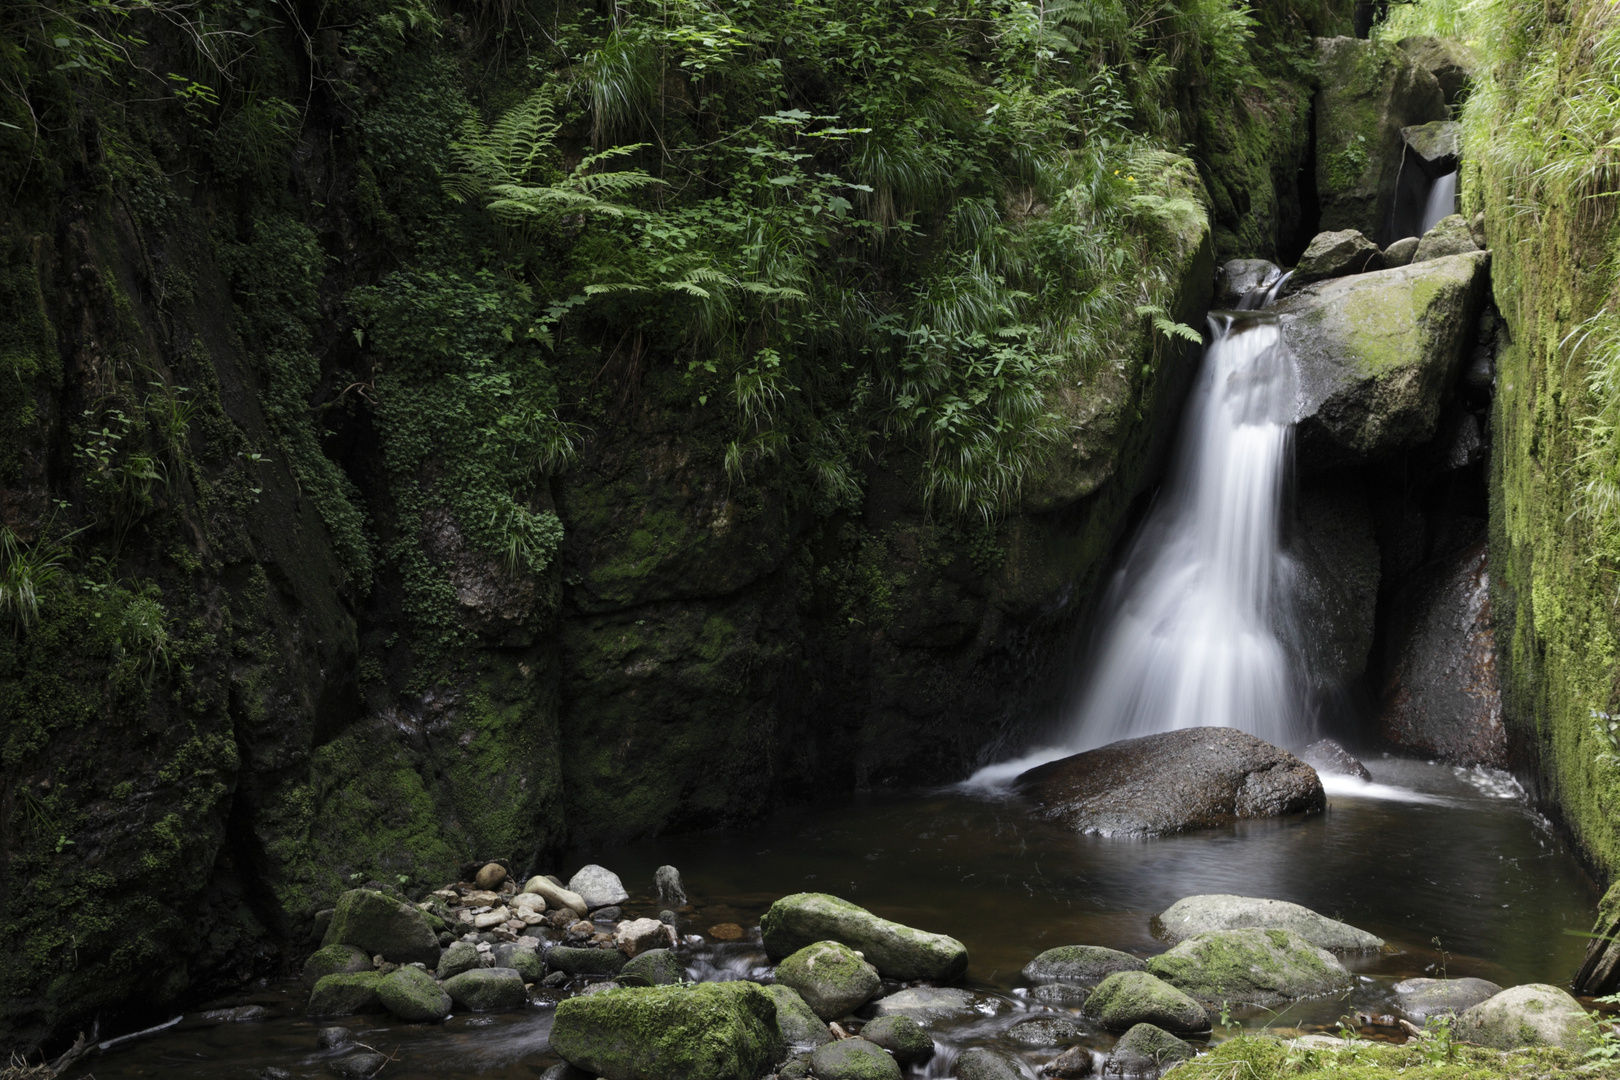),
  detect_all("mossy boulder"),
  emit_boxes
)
[492,943,545,983]
[1023,945,1144,983]
[809,1037,902,1080]
[302,943,372,989]
[548,945,628,977]
[760,893,967,981]
[1107,1023,1195,1074]
[437,941,481,980]
[442,968,527,1011]
[624,948,686,987]
[1293,230,1383,285]
[1081,971,1210,1034]
[952,1047,1024,1080]
[1275,251,1490,473]
[1393,976,1503,1020]
[1453,984,1597,1051]
[1154,895,1383,951]
[549,982,785,1080]
[1145,928,1352,1006]
[321,889,441,966]
[858,1015,932,1063]
[762,984,833,1048]
[1413,214,1482,264]
[1004,1016,1085,1047]
[306,972,388,1018]
[774,940,881,1020]
[377,965,452,1023]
